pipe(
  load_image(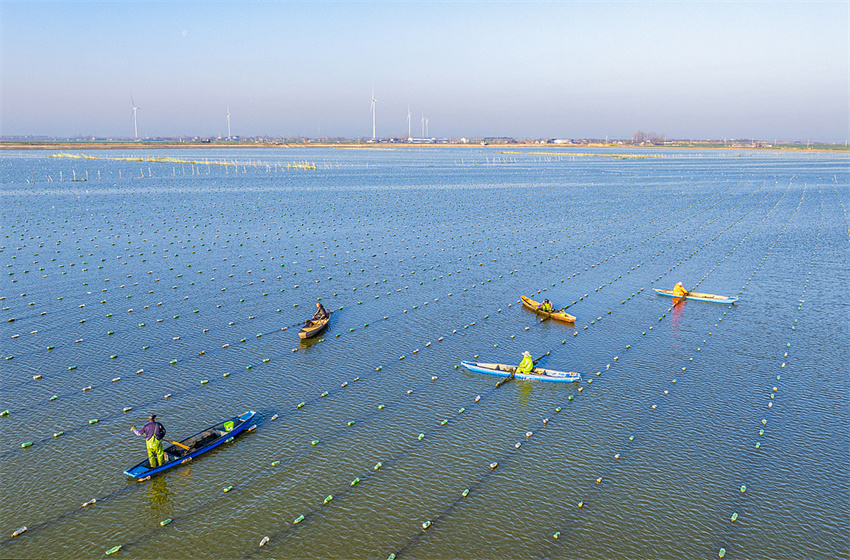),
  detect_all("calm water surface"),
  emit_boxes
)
[1,147,848,559]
